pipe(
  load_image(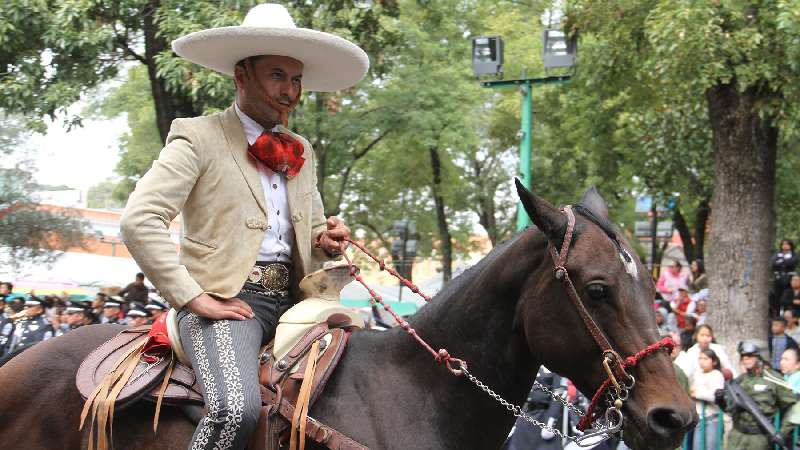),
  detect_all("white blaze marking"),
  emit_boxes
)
[620,249,638,278]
